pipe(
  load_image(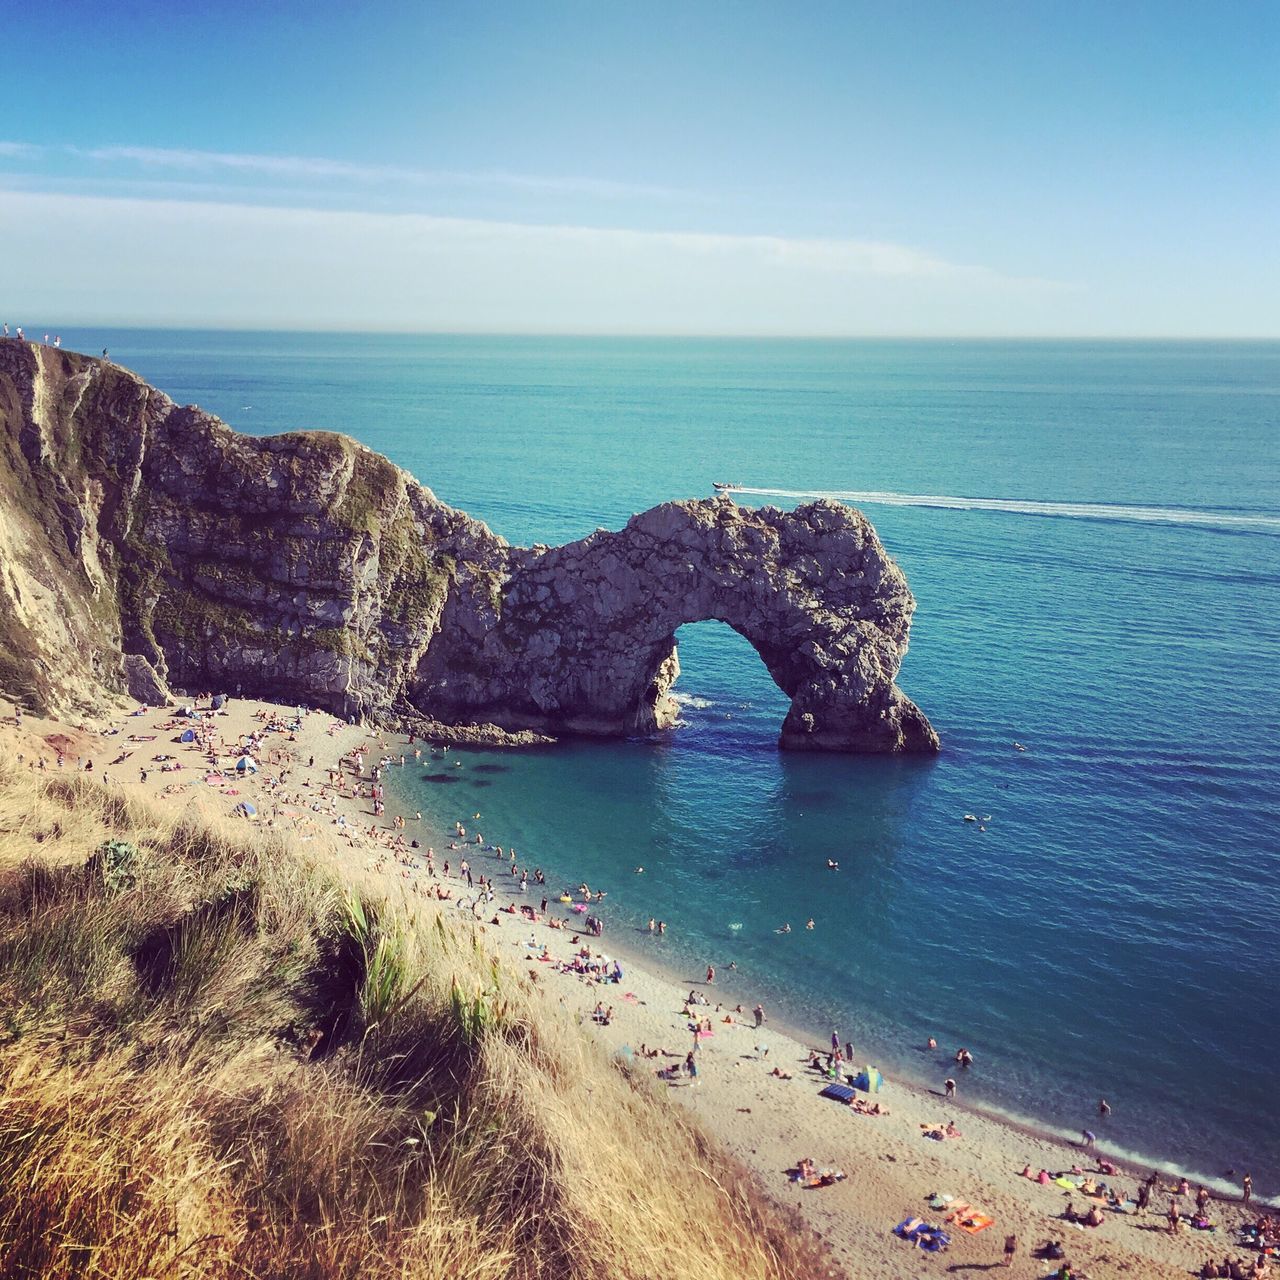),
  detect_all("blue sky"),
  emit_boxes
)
[1,1,1276,334]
